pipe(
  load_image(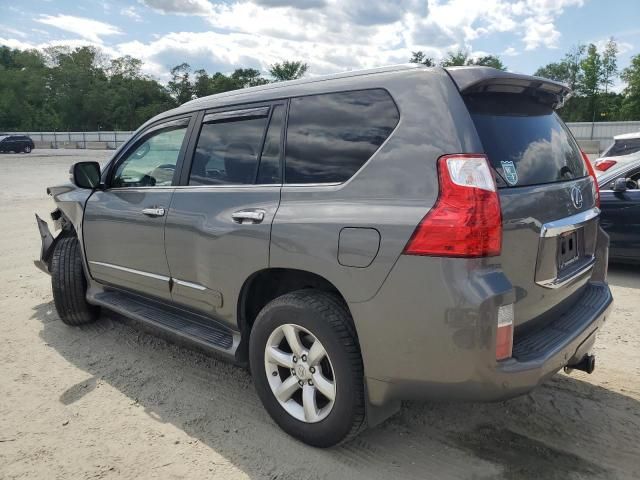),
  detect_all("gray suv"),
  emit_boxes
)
[34,65,613,447]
